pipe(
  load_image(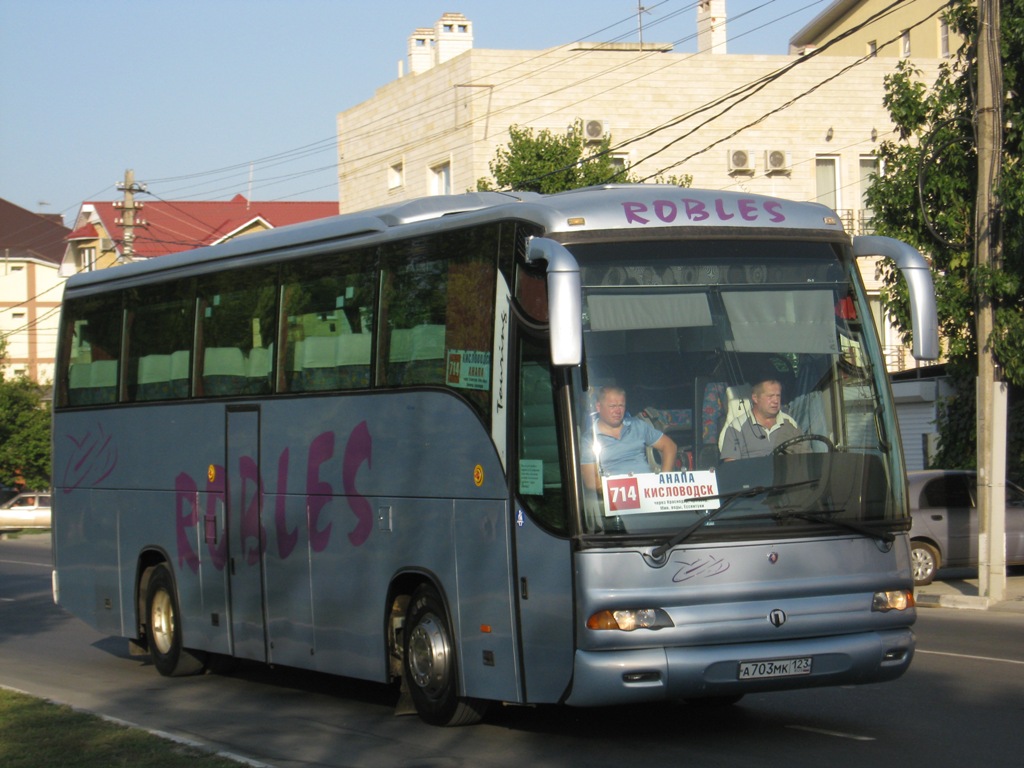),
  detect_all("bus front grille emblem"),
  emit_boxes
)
[768,609,787,628]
